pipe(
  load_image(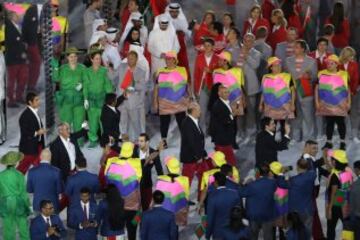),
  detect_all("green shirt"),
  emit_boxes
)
[83,66,114,100]
[53,63,86,90]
